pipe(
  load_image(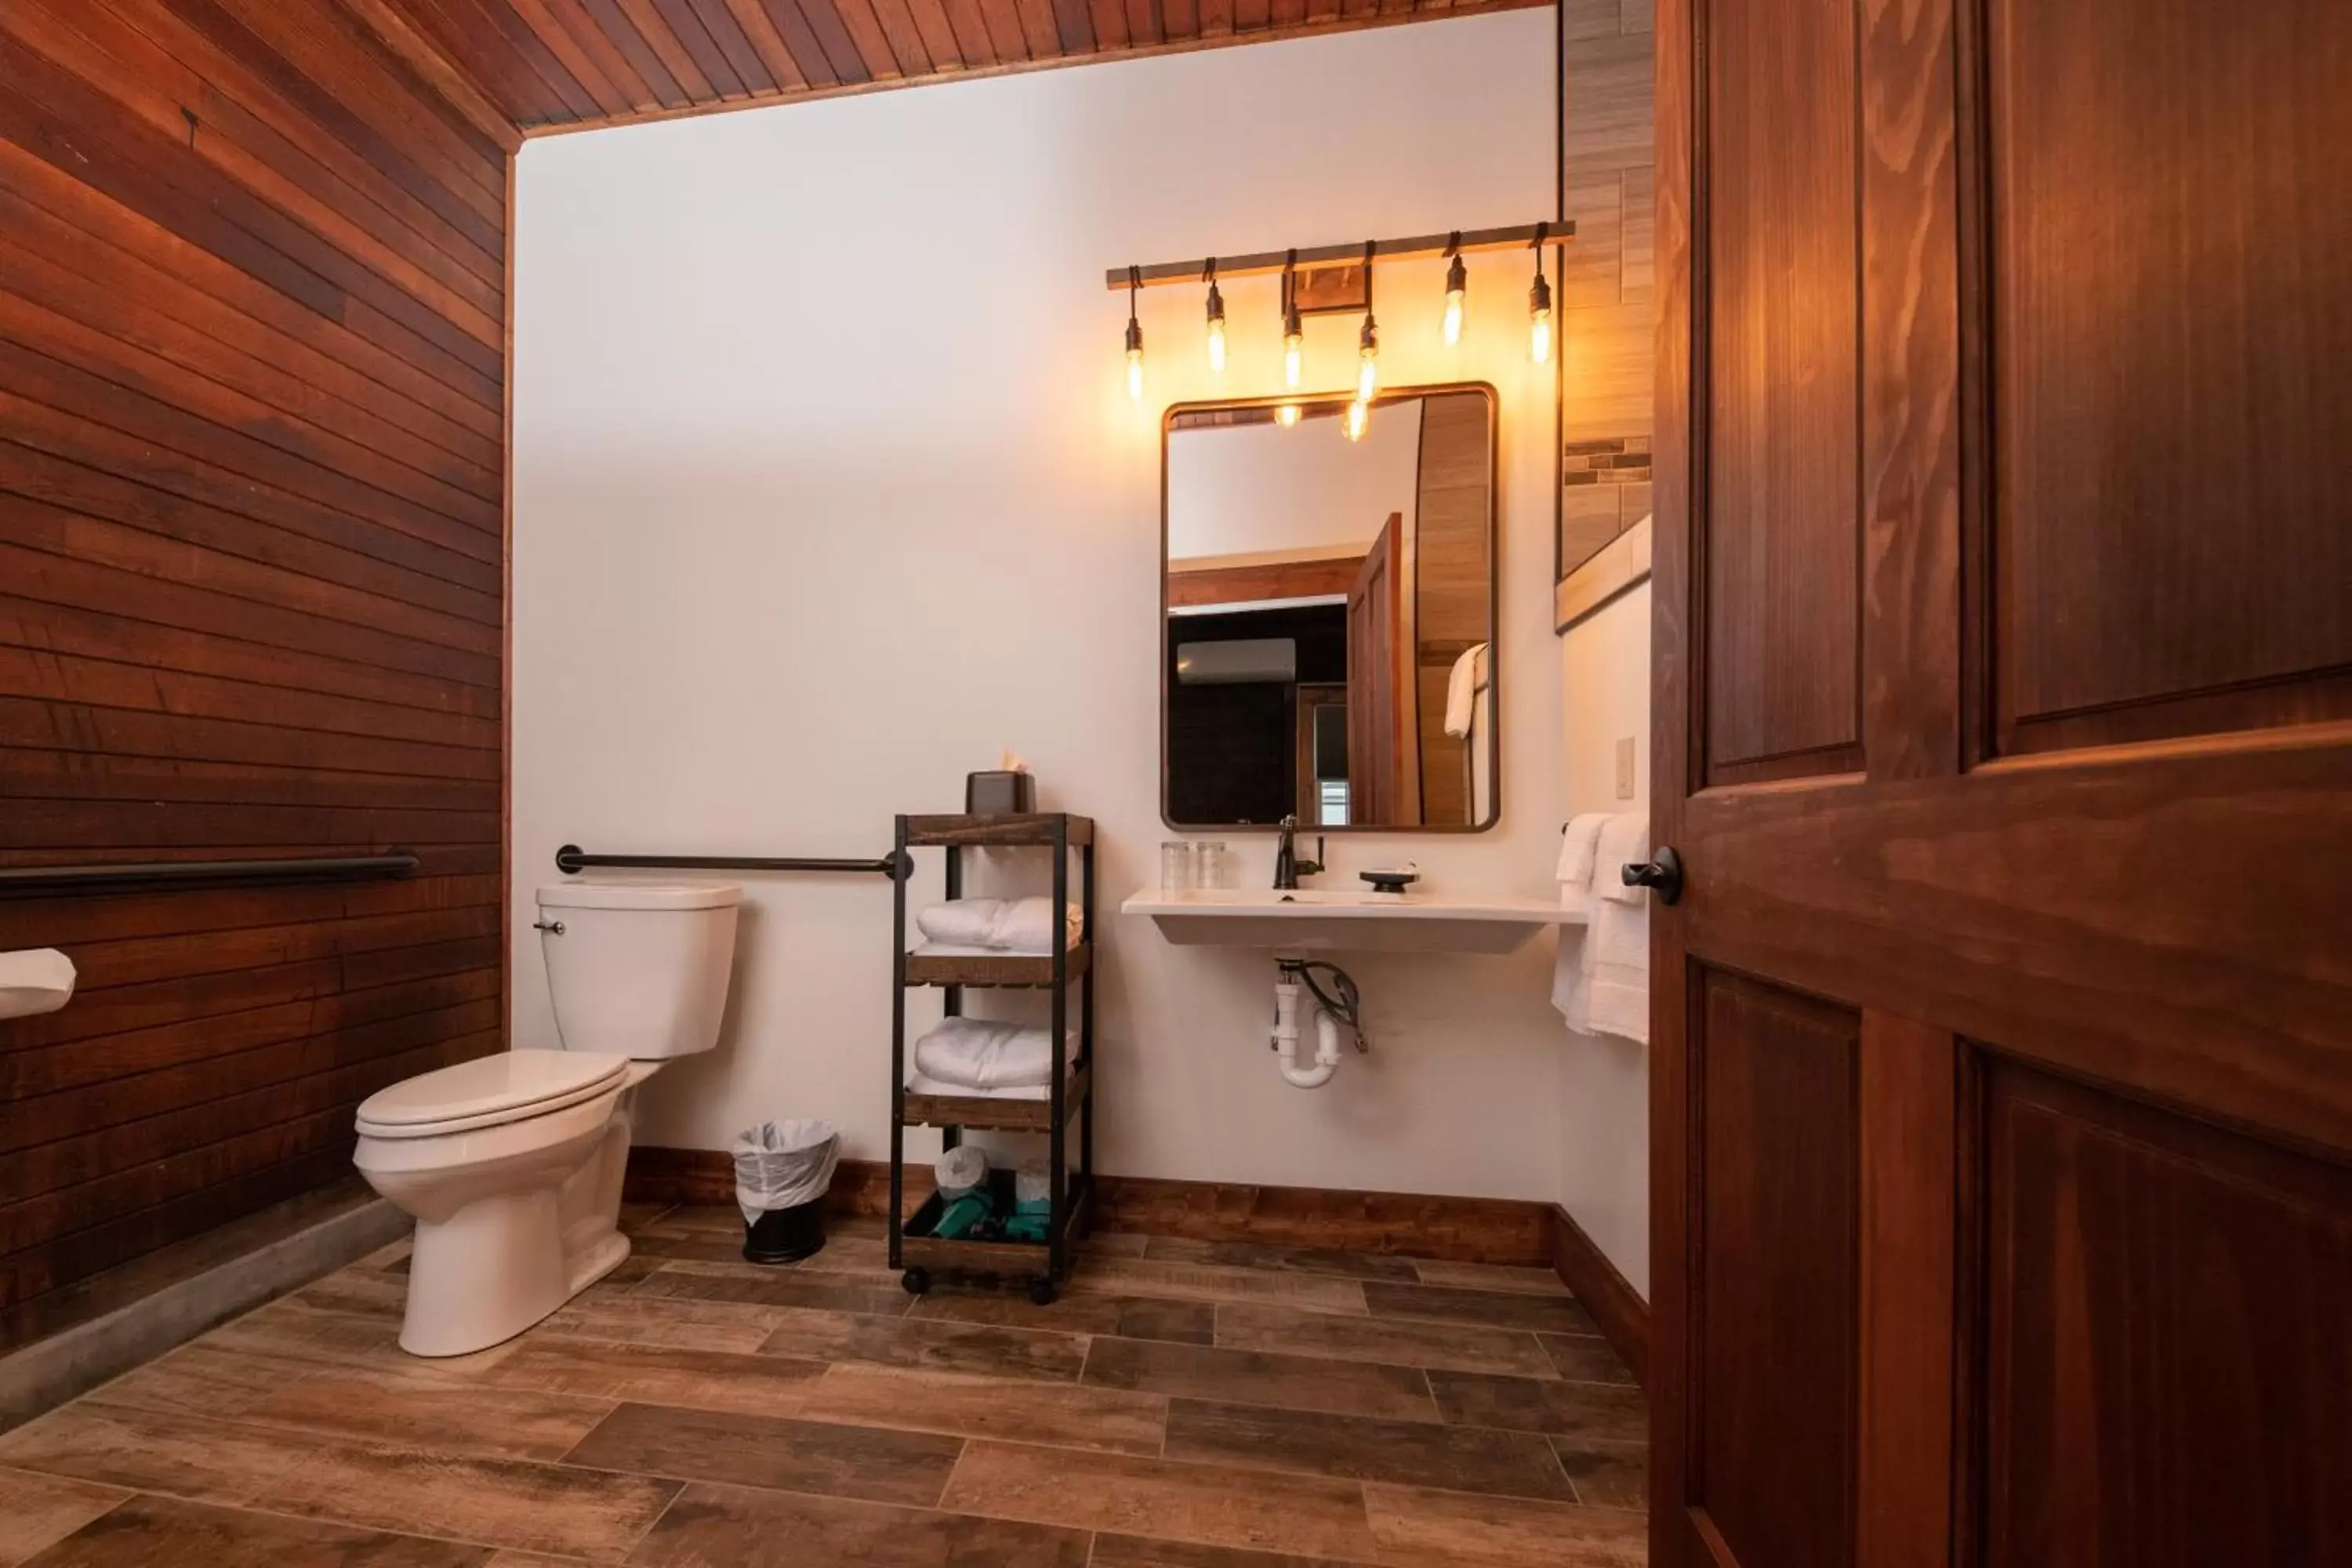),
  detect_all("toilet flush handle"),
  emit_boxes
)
[532,919,565,935]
